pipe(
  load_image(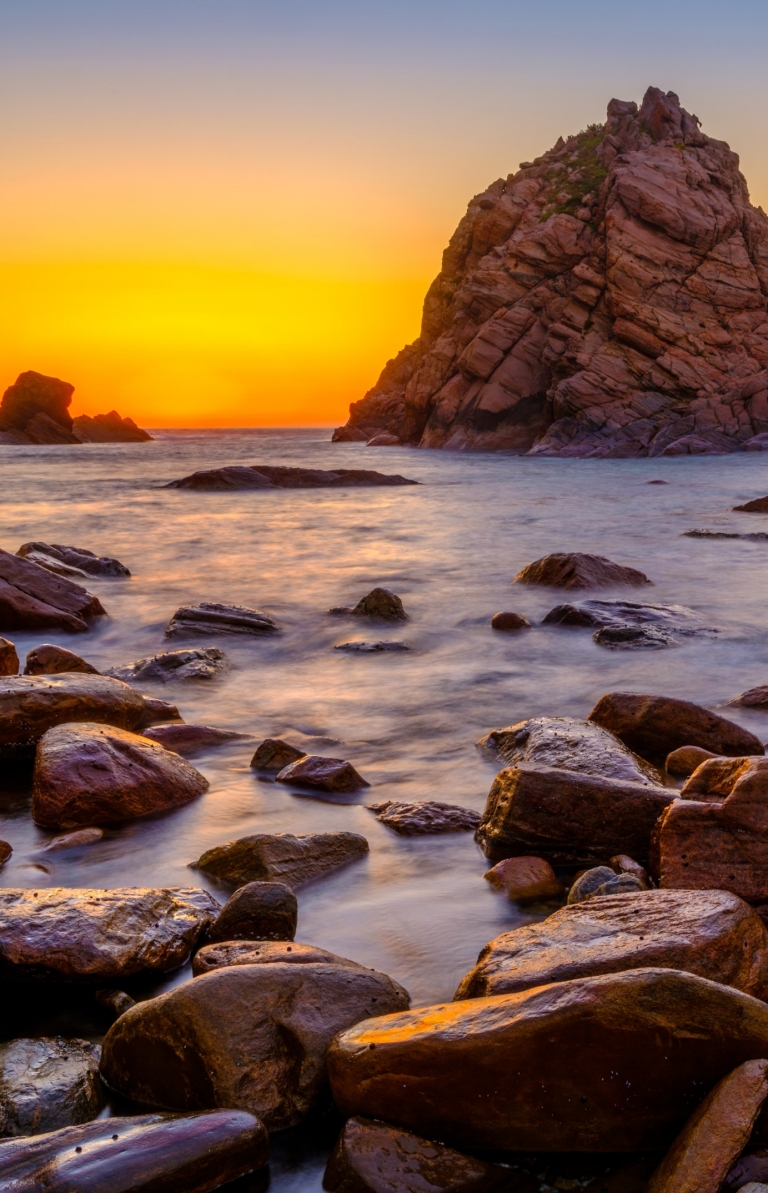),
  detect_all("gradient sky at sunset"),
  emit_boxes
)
[3,1,768,426]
